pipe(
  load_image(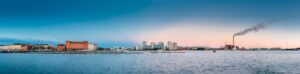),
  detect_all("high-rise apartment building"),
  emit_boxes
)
[167,41,178,51]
